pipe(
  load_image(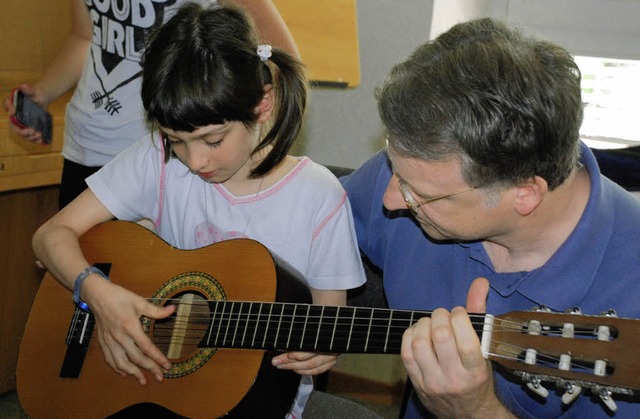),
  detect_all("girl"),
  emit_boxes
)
[32,3,366,418]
